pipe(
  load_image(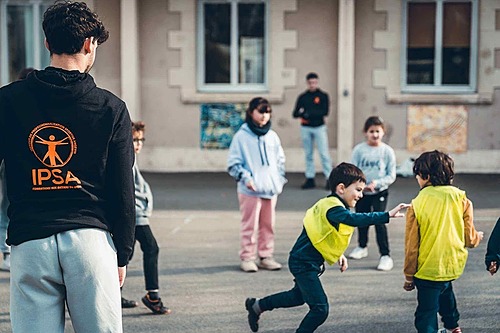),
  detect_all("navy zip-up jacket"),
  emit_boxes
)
[0,67,135,266]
